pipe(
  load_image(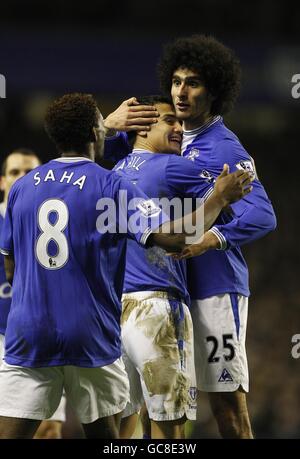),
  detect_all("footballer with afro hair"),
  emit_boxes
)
[158,34,241,117]
[154,34,276,441]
